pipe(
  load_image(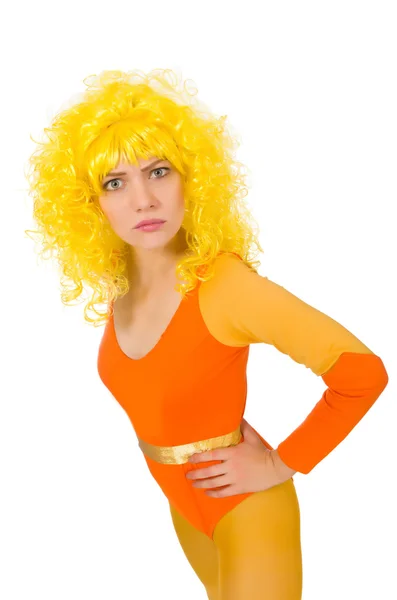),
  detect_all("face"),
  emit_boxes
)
[98,156,186,252]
